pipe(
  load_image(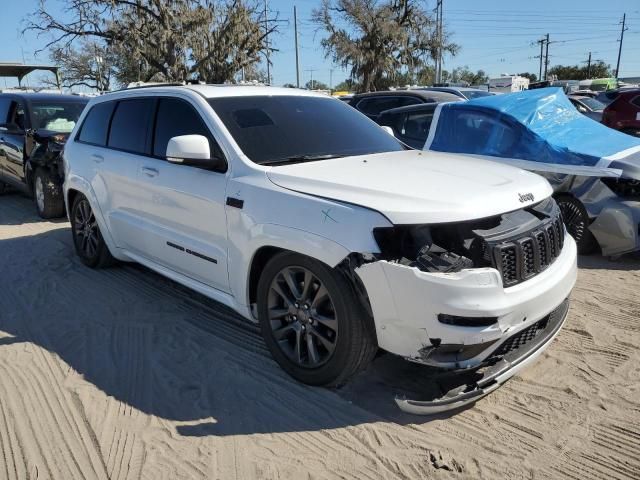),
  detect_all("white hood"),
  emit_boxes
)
[266,150,553,224]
